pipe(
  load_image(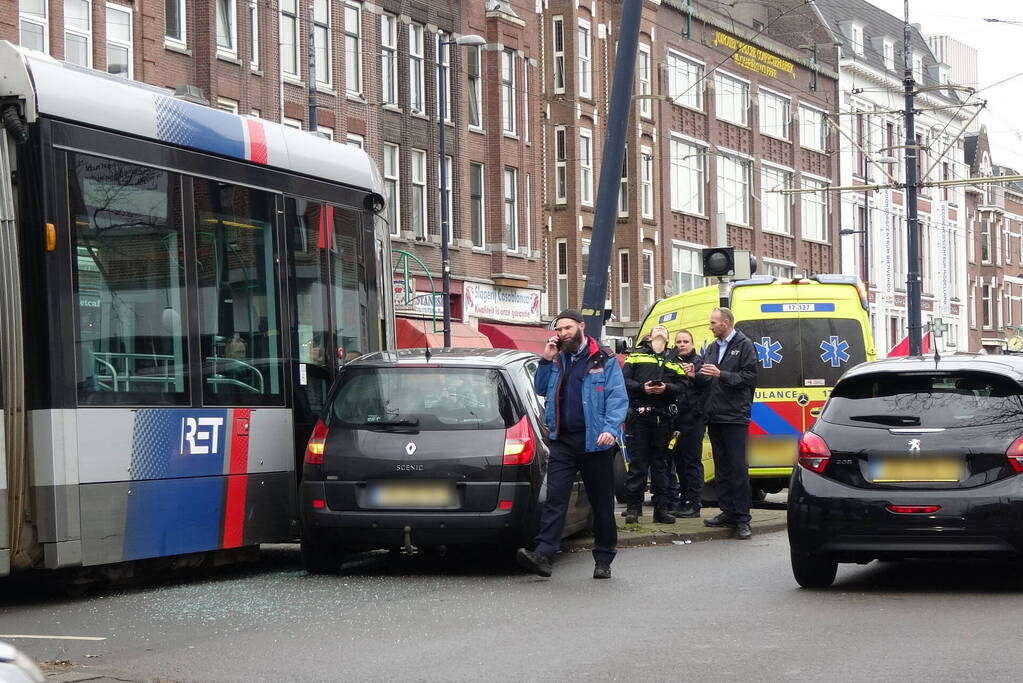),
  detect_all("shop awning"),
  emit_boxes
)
[478,322,552,354]
[395,317,493,349]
